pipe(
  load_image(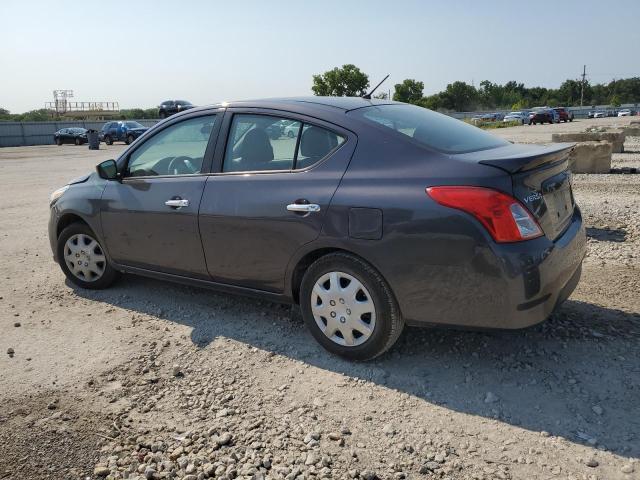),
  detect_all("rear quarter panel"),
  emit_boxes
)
[313,129,517,326]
